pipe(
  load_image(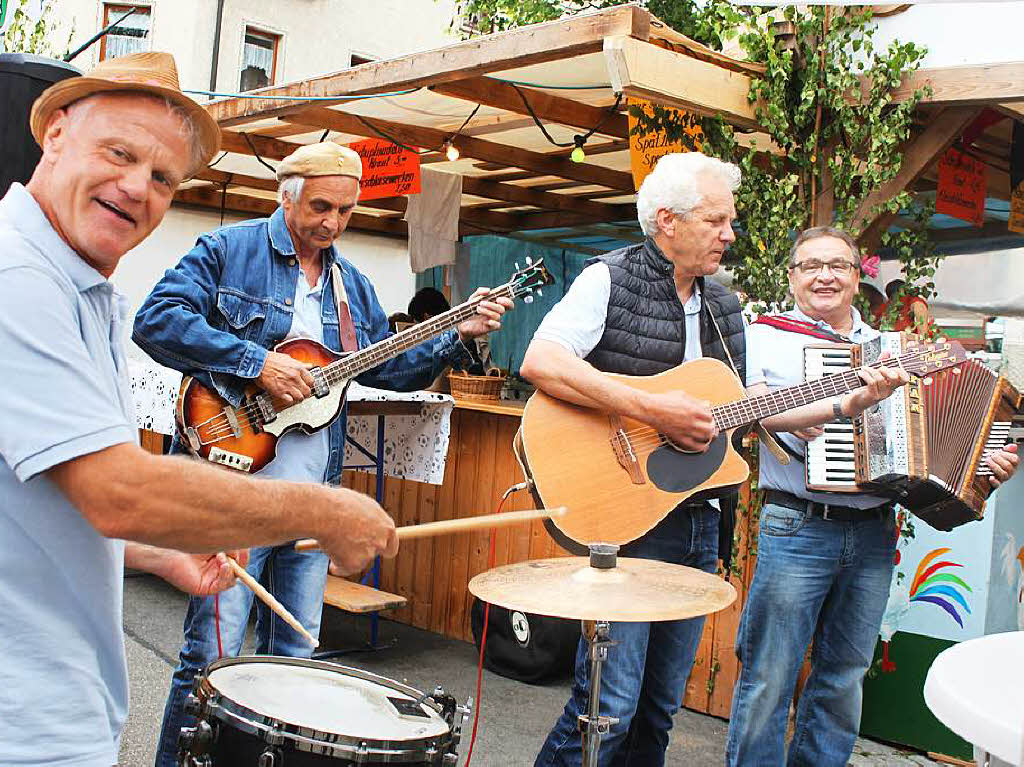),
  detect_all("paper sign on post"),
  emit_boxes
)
[935,148,986,227]
[349,138,421,201]
[1009,184,1024,234]
[627,98,703,191]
